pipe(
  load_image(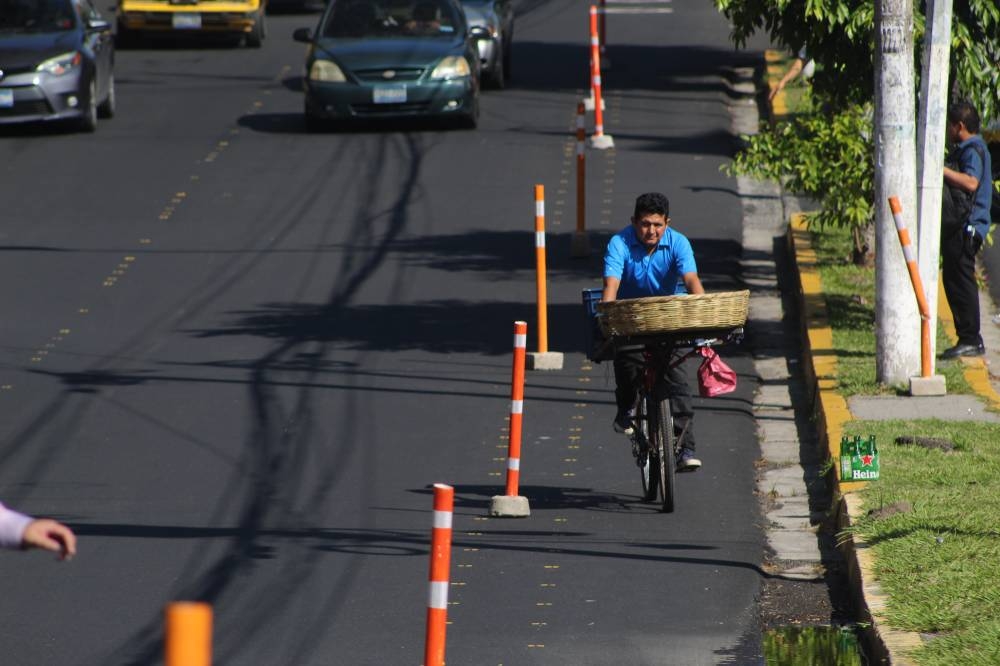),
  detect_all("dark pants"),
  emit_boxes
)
[614,348,697,451]
[942,227,983,347]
